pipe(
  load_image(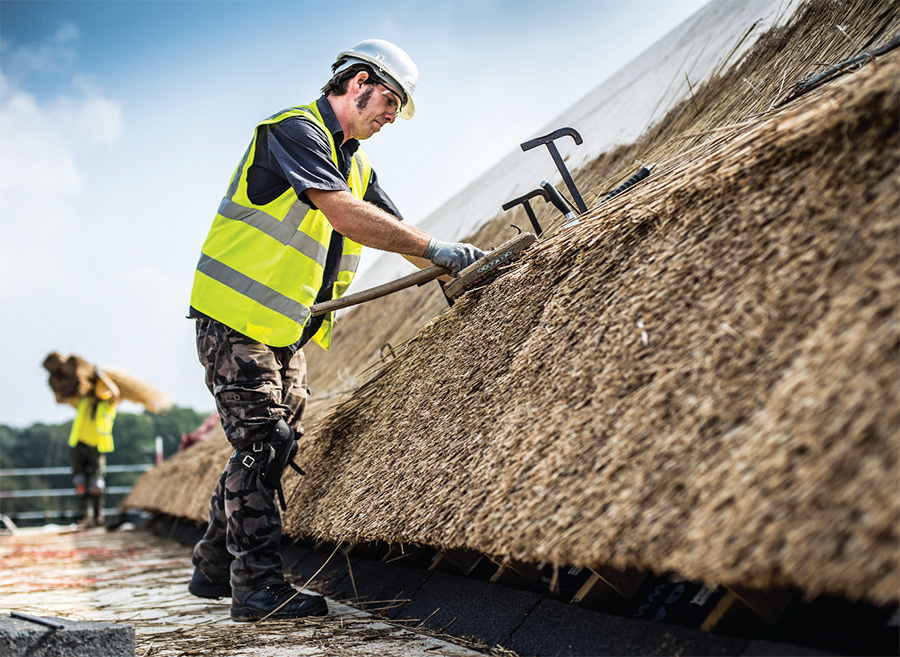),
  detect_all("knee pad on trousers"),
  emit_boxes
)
[238,418,301,487]
[237,418,304,511]
[260,419,299,490]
